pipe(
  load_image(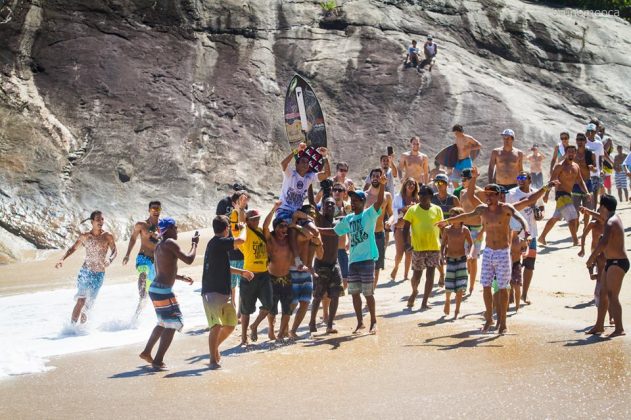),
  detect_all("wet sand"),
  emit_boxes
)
[1,202,631,418]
